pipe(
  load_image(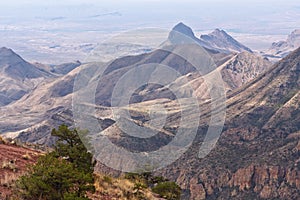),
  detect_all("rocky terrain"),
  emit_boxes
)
[90,35,300,199]
[156,47,300,199]
[0,23,271,146]
[92,47,300,199]
[0,22,299,199]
